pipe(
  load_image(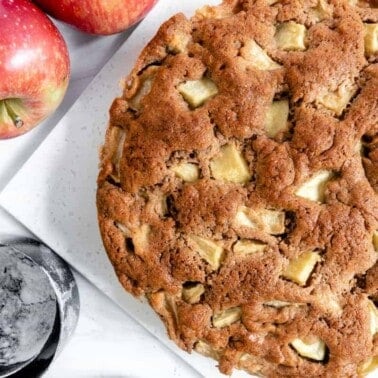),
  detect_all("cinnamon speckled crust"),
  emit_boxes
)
[97,1,378,376]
